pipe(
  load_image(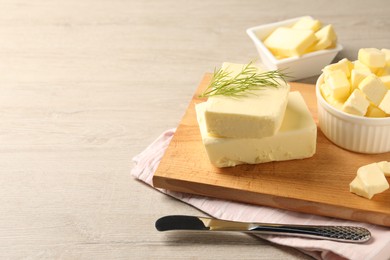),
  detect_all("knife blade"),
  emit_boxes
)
[155,215,371,243]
